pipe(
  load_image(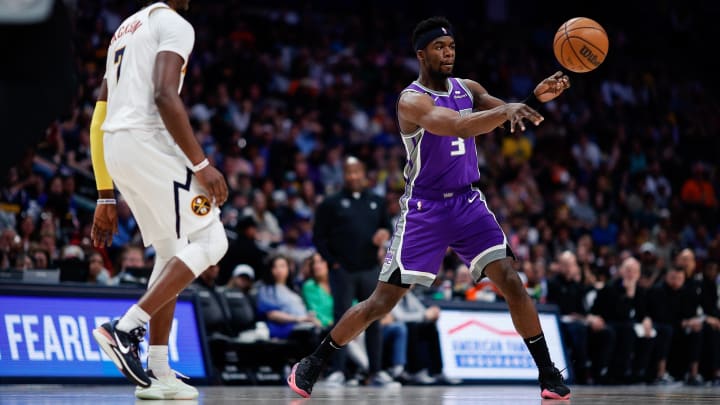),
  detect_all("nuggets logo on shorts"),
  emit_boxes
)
[191,195,211,216]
